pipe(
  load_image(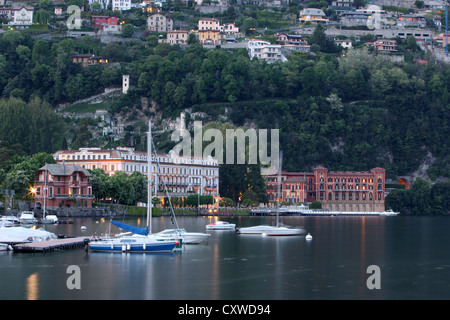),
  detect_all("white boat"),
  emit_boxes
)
[305,233,313,240]
[237,225,280,234]
[0,220,14,228]
[237,152,304,237]
[40,214,58,224]
[155,228,210,244]
[206,221,236,230]
[0,226,56,244]
[262,226,305,237]
[19,211,37,224]
[0,215,19,224]
[380,209,399,216]
[0,243,12,251]
[89,121,180,253]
